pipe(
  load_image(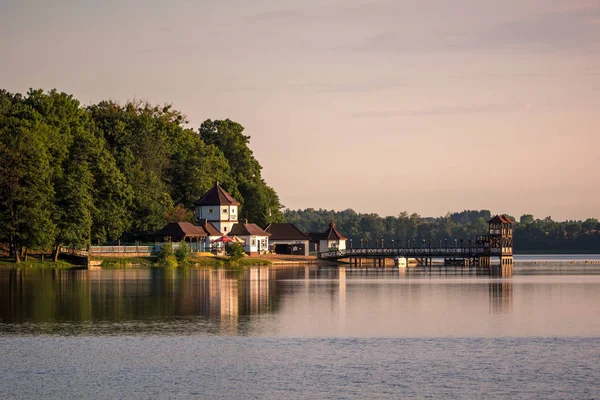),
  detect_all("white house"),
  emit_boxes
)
[264,223,310,256]
[194,182,240,235]
[229,222,271,255]
[311,221,347,253]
